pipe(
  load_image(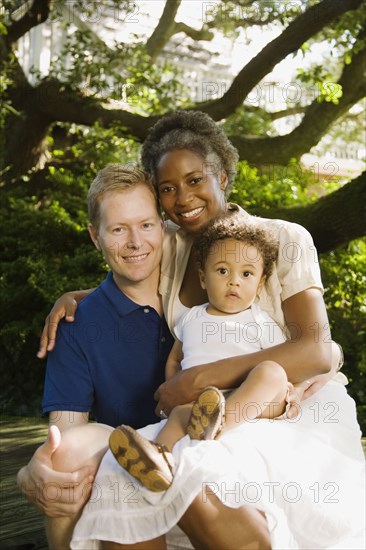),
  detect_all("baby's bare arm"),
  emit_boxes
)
[165,340,183,380]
